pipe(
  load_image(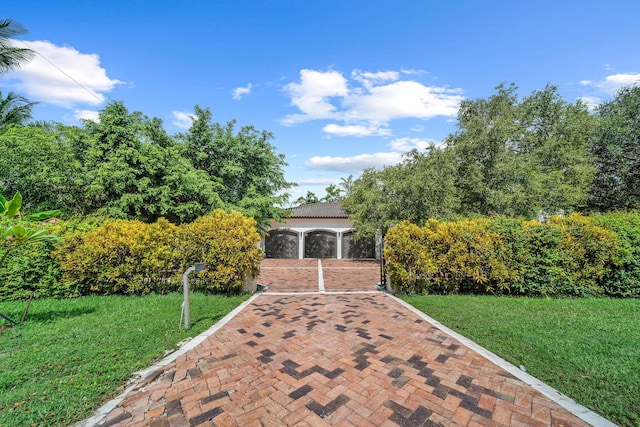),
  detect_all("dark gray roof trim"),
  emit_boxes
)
[289,201,348,218]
